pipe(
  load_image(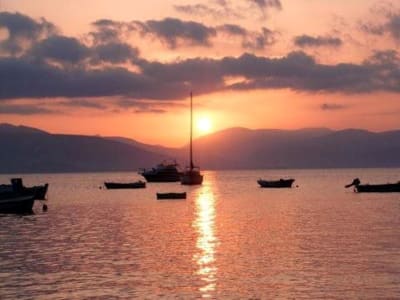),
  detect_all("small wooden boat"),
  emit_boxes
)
[104,181,146,189]
[346,178,400,193]
[0,178,48,200]
[156,192,187,200]
[257,178,295,188]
